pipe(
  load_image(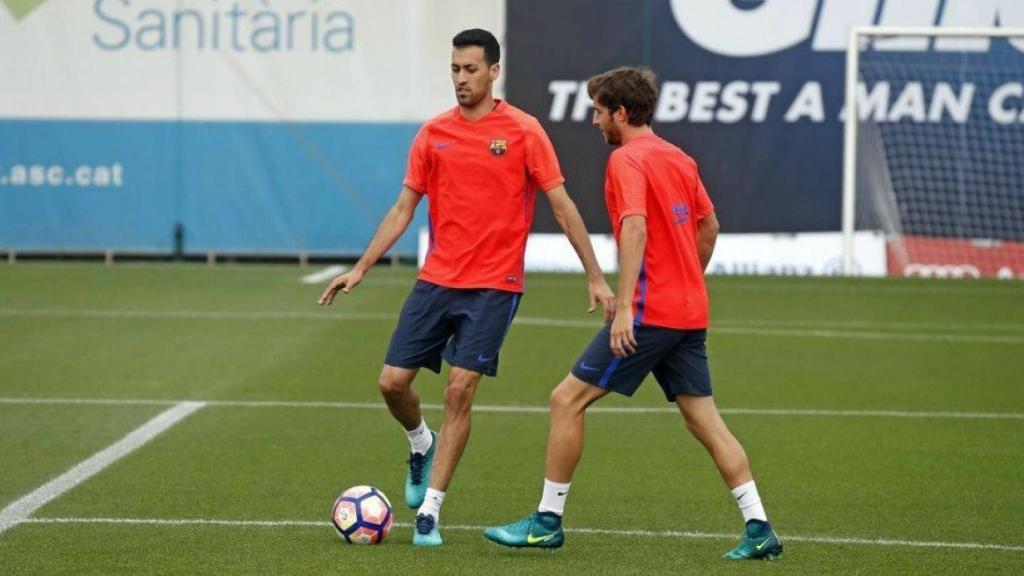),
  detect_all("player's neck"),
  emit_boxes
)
[459,95,497,122]
[620,124,654,145]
